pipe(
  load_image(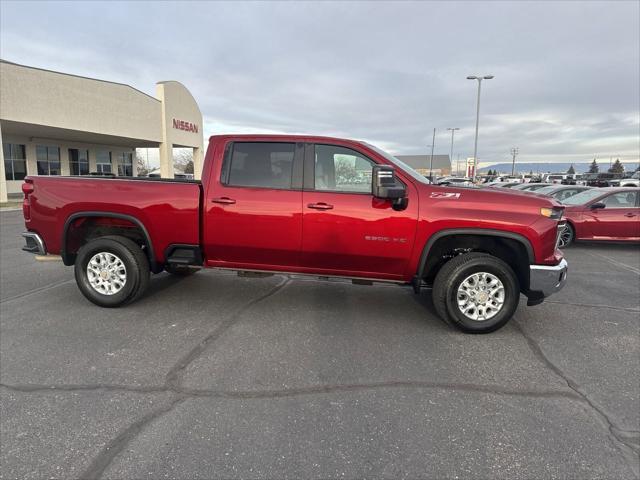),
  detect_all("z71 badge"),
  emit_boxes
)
[430,192,461,199]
